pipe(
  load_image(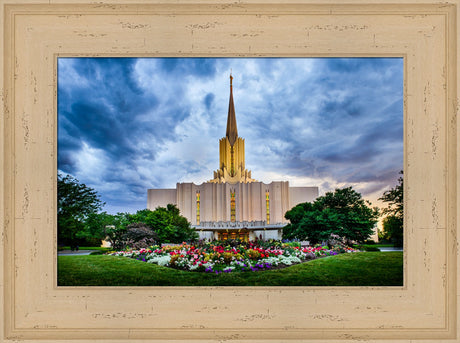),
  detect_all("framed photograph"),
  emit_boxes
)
[56,56,404,286]
[1,0,458,341]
